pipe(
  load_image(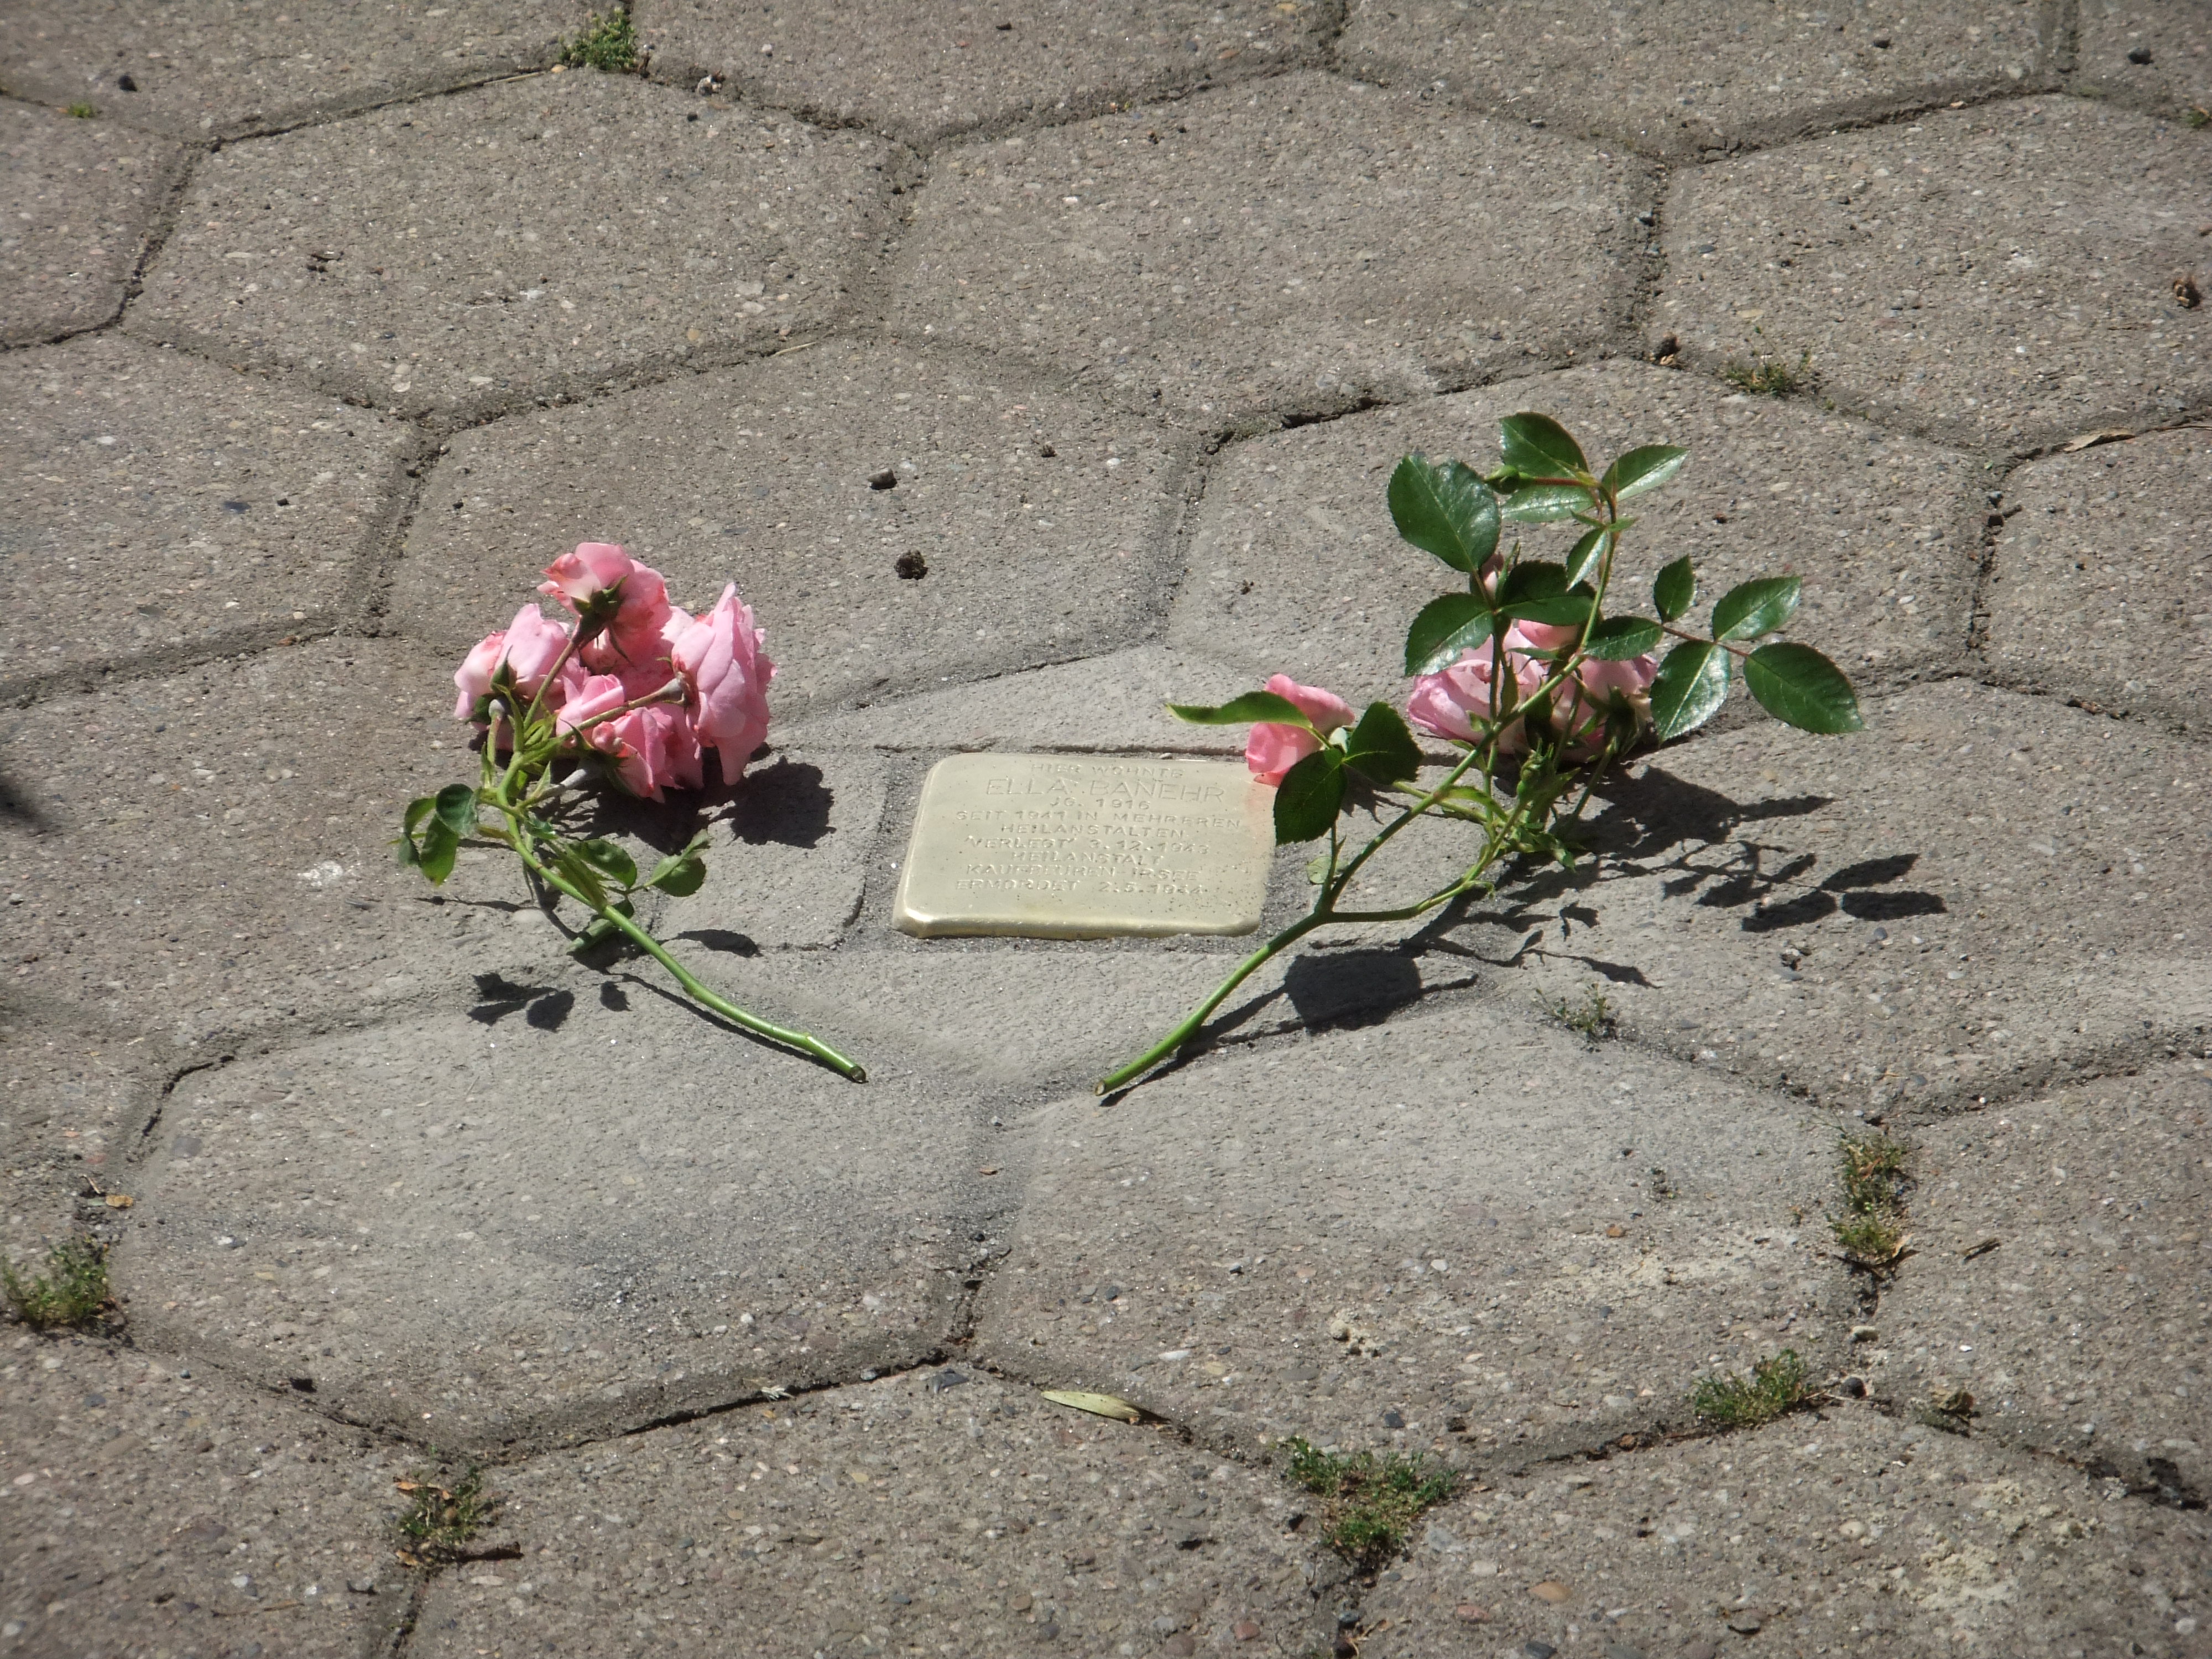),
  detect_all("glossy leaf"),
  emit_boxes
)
[1271,749,1345,844]
[1650,639,1730,742]
[1505,591,1595,629]
[646,831,712,898]
[1501,482,1592,523]
[1653,556,1697,623]
[1744,643,1864,733]
[1563,526,1609,587]
[1498,561,1567,604]
[433,783,478,839]
[1404,592,1495,675]
[1600,444,1688,501]
[1345,702,1422,787]
[417,820,461,886]
[1169,690,1313,730]
[1499,412,1591,482]
[1583,614,1664,660]
[1386,454,1500,573]
[574,837,638,889]
[1710,575,1802,641]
